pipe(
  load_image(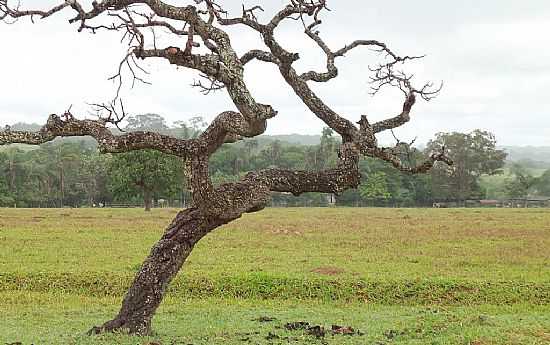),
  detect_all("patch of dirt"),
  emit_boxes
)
[534,330,550,341]
[306,325,326,338]
[284,321,310,330]
[331,325,360,335]
[270,228,303,236]
[284,321,364,338]
[311,266,345,276]
[233,320,364,343]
